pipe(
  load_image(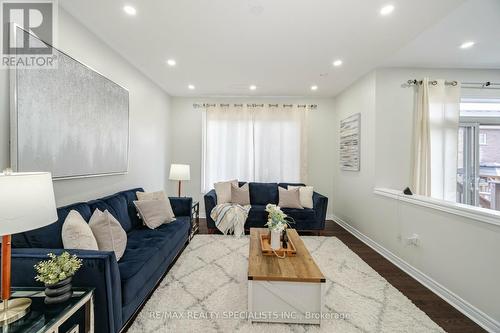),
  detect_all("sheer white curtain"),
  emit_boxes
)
[253,106,308,183]
[202,104,309,192]
[411,78,461,201]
